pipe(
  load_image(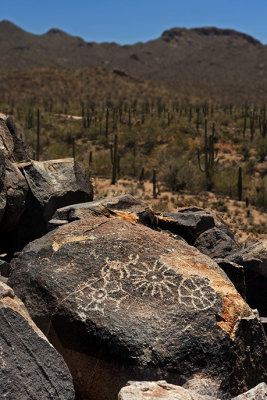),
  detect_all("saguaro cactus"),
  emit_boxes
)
[111,134,118,185]
[153,169,157,198]
[238,166,242,201]
[197,120,218,188]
